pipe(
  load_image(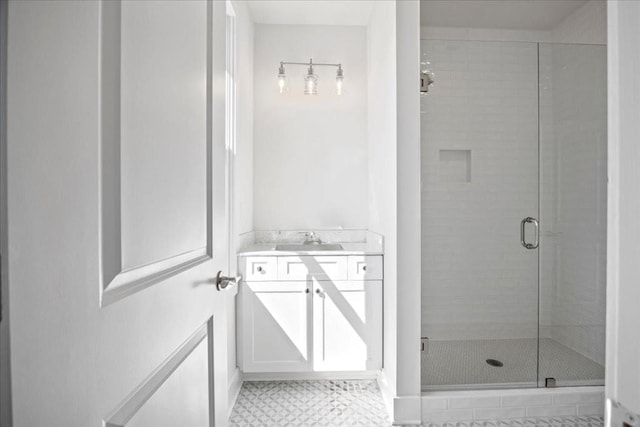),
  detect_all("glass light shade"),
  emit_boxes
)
[277,63,287,94]
[304,73,318,95]
[336,74,344,95]
[278,73,287,93]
